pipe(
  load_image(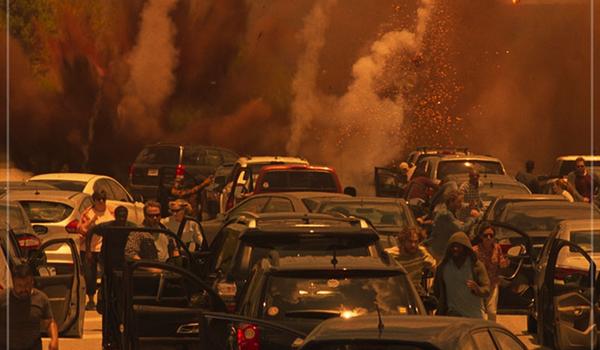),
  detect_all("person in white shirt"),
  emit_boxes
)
[162,199,204,251]
[552,179,574,203]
